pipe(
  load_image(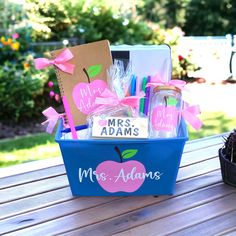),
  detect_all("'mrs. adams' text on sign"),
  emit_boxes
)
[92,116,148,139]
